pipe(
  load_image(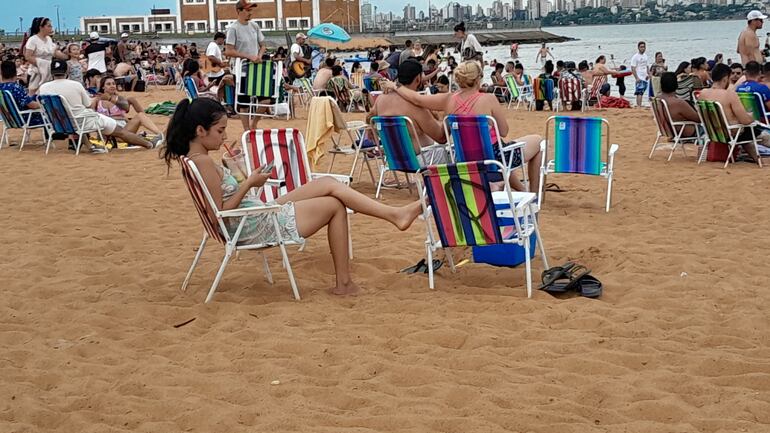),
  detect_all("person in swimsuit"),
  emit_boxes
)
[535,43,553,67]
[161,98,424,296]
[380,61,543,194]
[94,76,164,141]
